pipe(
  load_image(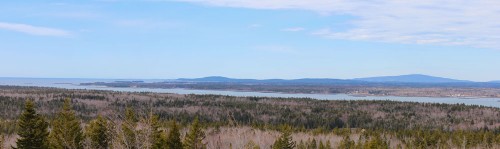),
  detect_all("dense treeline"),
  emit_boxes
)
[2,86,500,148]
[5,99,500,148]
[10,99,203,149]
